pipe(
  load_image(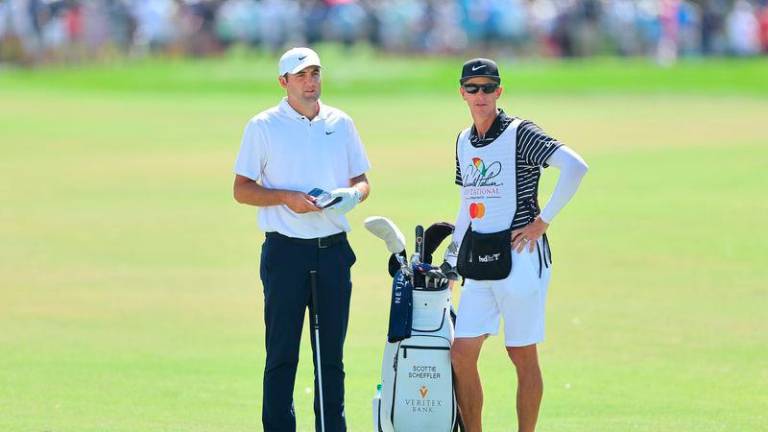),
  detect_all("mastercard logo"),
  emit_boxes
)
[469,202,485,219]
